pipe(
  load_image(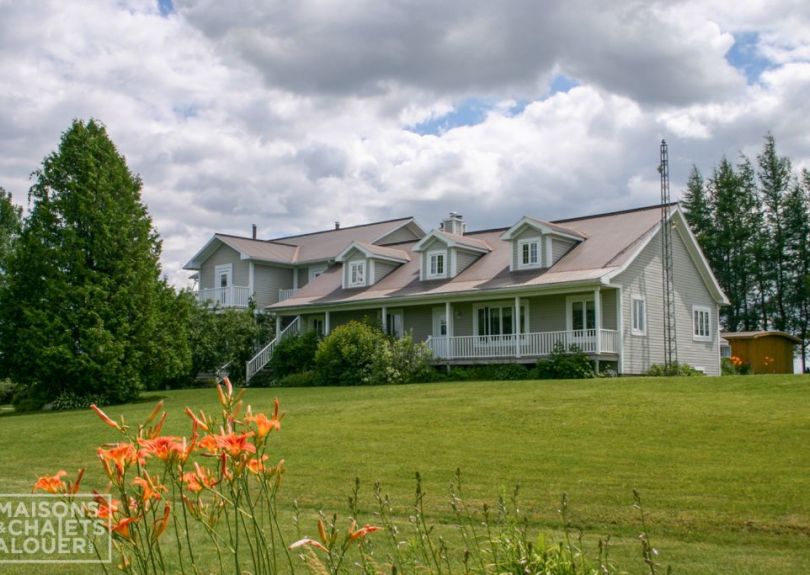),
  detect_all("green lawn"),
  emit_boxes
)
[1,375,809,574]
